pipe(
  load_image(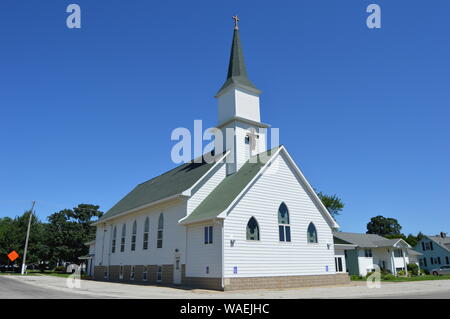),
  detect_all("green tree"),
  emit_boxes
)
[317,192,344,219]
[0,211,47,267]
[402,232,424,247]
[46,204,102,265]
[0,217,16,264]
[366,215,402,236]
[381,231,424,247]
